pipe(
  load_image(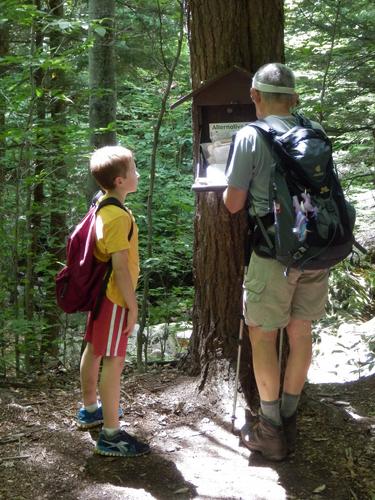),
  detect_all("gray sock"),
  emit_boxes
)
[84,402,98,413]
[280,392,300,418]
[103,427,120,437]
[260,399,281,426]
